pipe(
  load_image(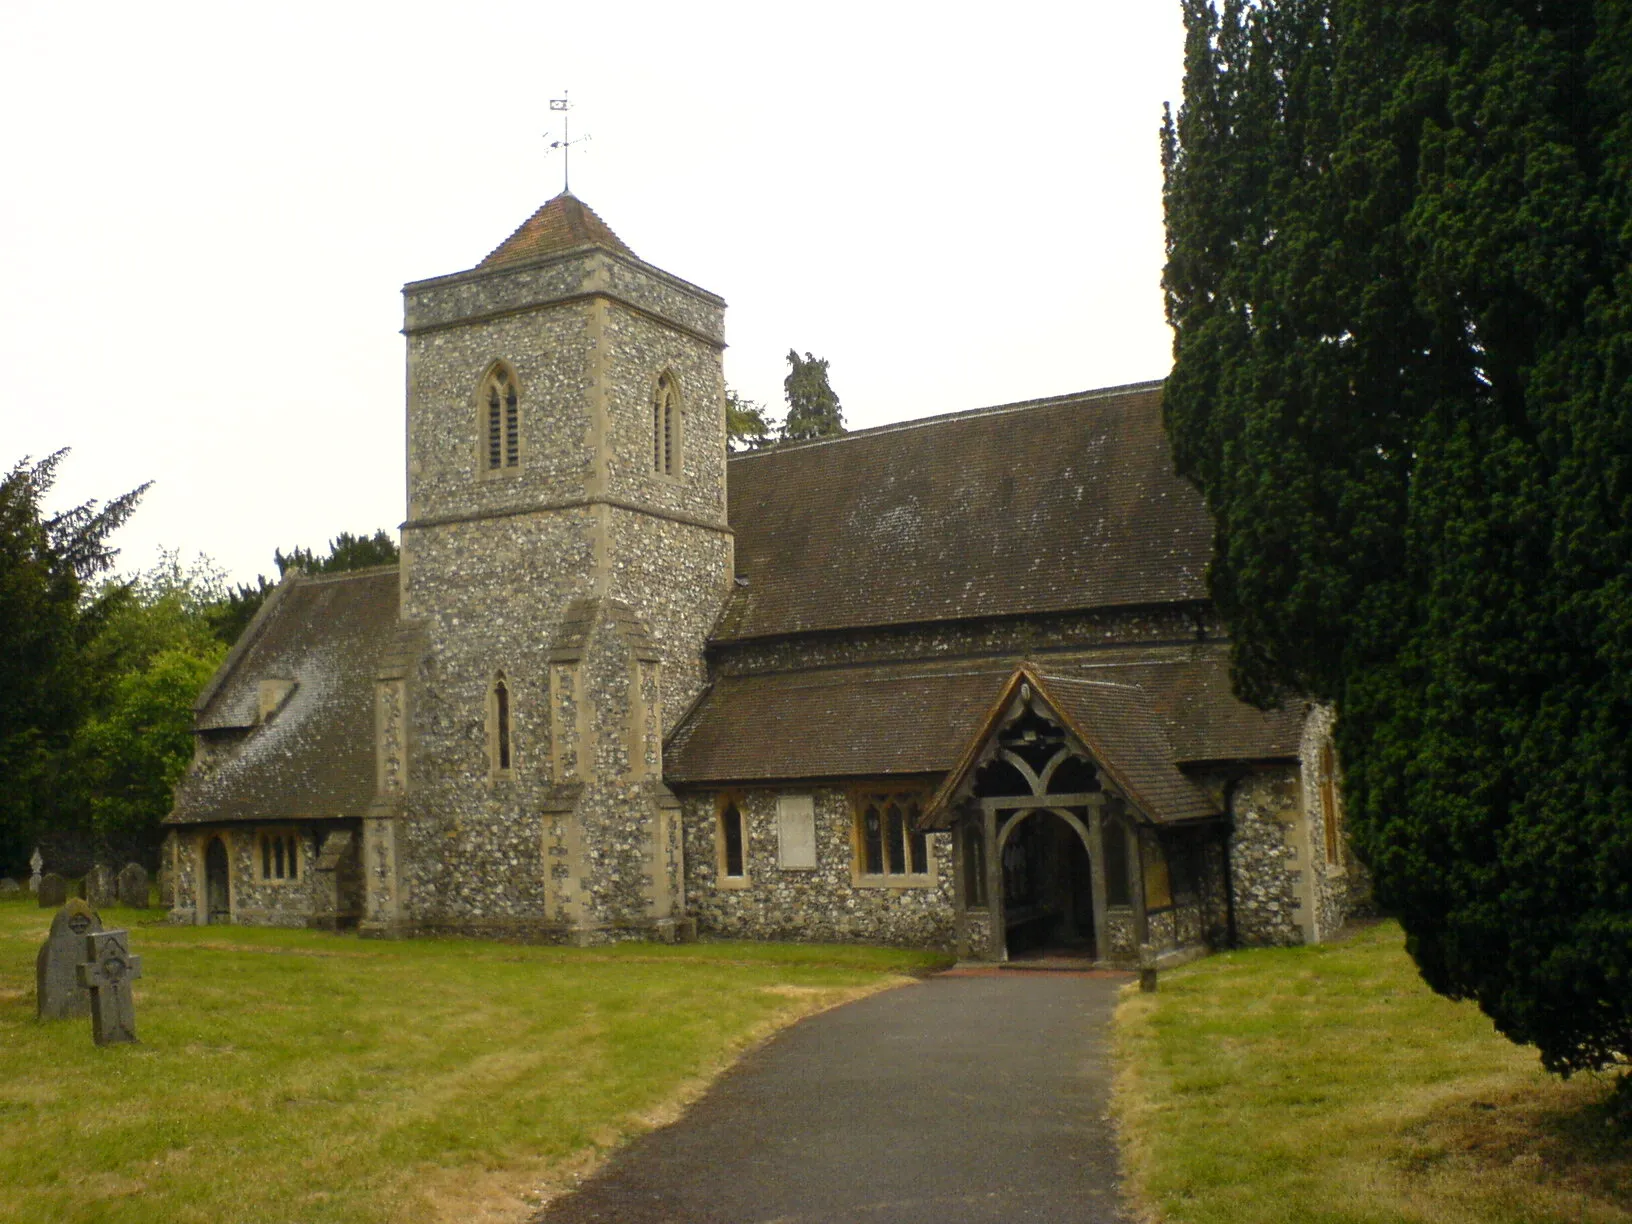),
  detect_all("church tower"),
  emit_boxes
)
[364,193,732,940]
